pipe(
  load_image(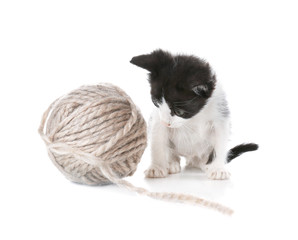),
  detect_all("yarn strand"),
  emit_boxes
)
[100,165,234,215]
